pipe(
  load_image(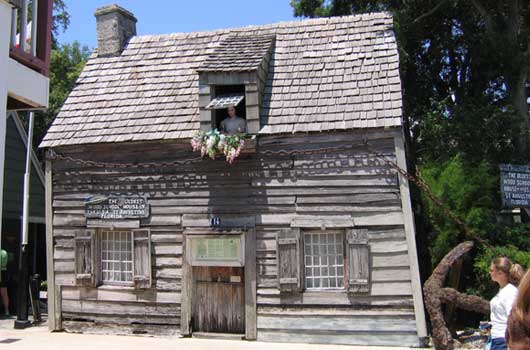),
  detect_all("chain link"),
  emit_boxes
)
[364,144,494,249]
[48,141,491,248]
[48,149,204,168]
